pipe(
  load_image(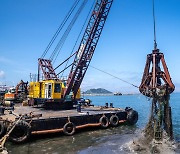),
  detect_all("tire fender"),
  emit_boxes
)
[99,116,109,128]
[8,120,31,143]
[63,122,76,136]
[127,110,138,125]
[110,115,119,127]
